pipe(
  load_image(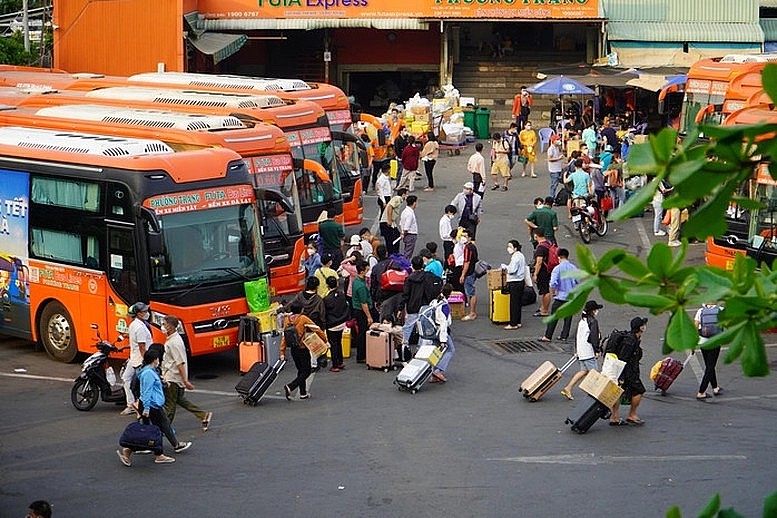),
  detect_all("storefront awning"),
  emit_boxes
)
[201,18,429,31]
[761,19,777,41]
[188,32,248,65]
[608,22,764,43]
